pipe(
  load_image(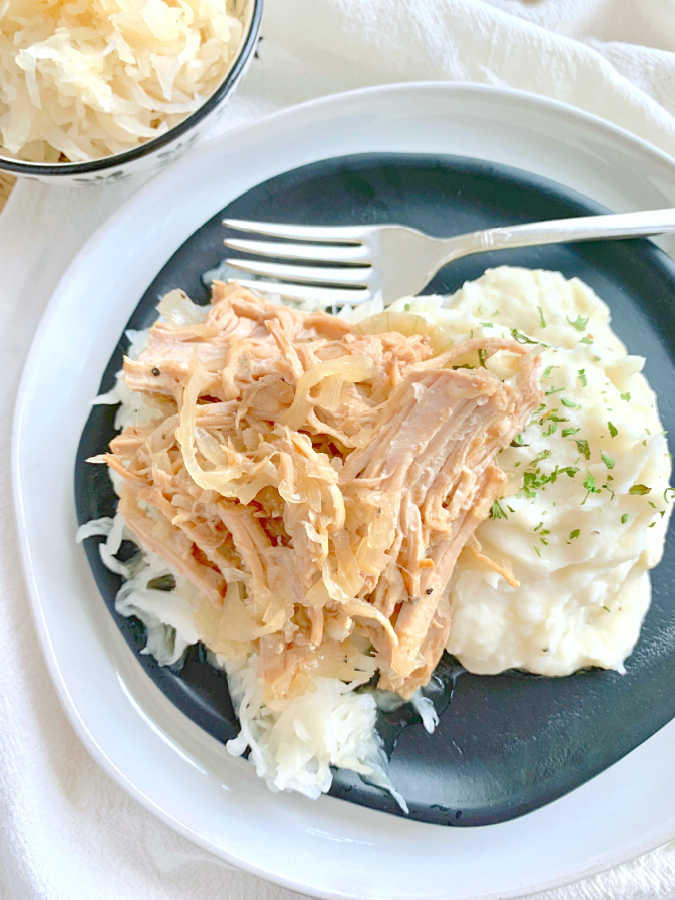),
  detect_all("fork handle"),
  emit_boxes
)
[442,208,675,262]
